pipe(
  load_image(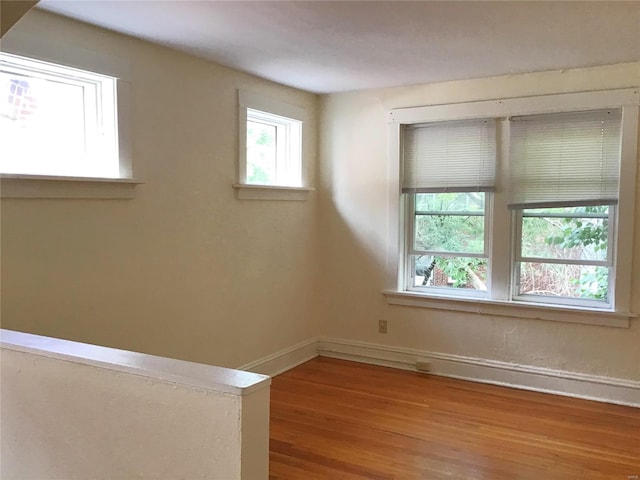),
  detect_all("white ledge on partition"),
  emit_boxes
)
[0,329,270,396]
